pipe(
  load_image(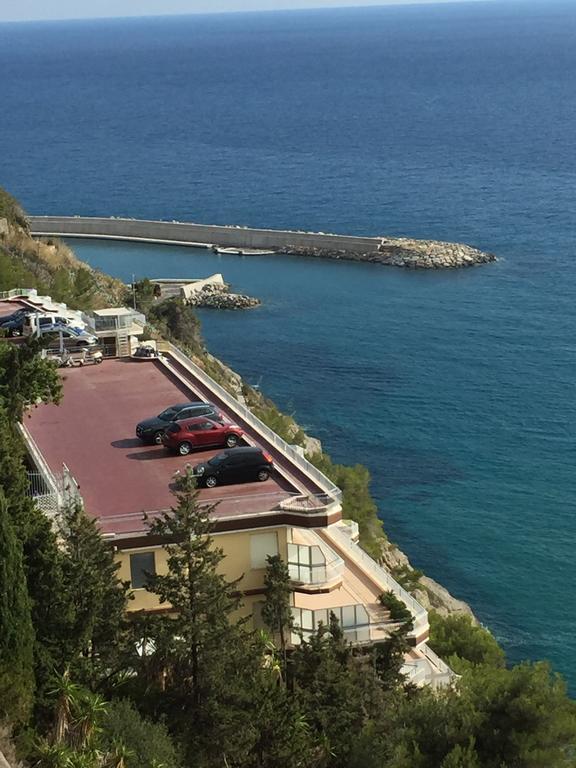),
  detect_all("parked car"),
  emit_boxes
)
[193,446,274,488]
[163,417,244,455]
[0,307,39,336]
[42,325,99,349]
[136,402,224,445]
[24,313,86,335]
